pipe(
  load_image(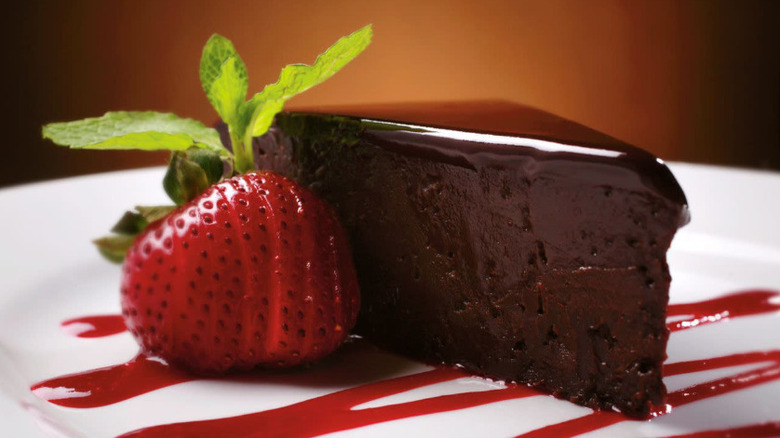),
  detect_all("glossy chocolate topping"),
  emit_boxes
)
[292,100,689,225]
